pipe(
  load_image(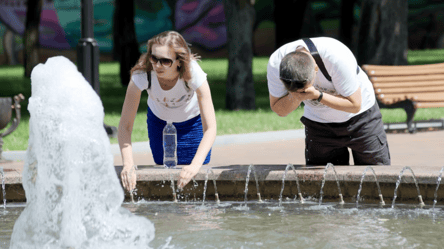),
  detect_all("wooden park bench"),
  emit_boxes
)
[362,62,444,133]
